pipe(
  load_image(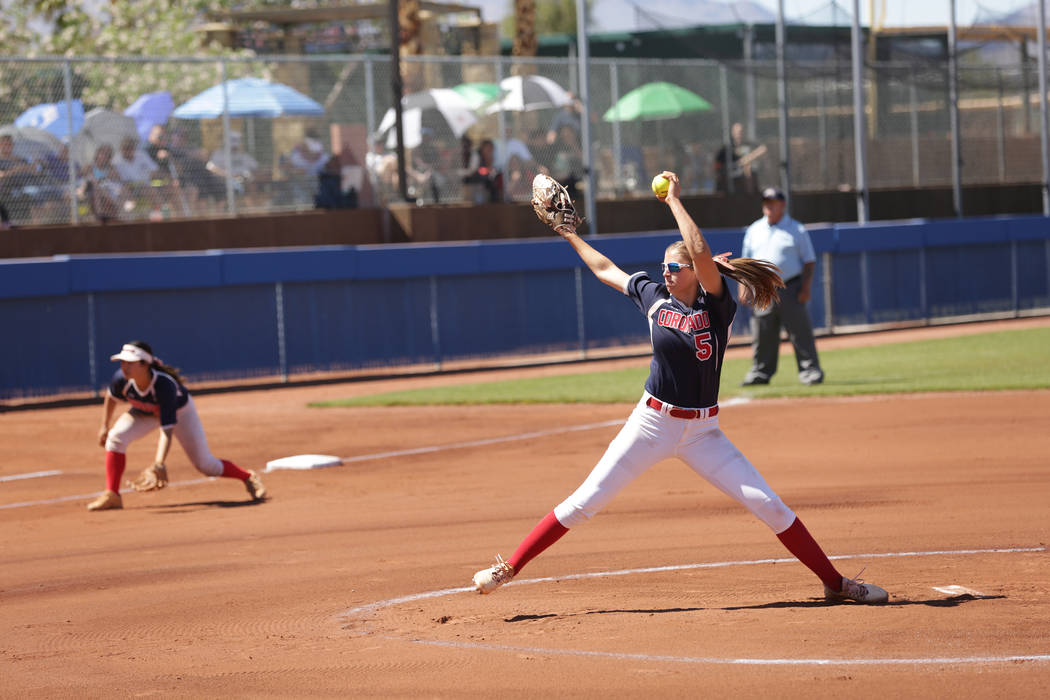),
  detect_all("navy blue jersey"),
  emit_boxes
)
[108,368,189,429]
[626,271,737,408]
